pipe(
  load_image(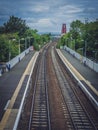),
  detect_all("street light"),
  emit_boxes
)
[84,40,87,58]
[19,39,21,54]
[8,40,11,62]
[84,18,88,60]
[25,38,27,50]
[27,37,31,48]
[8,38,16,61]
